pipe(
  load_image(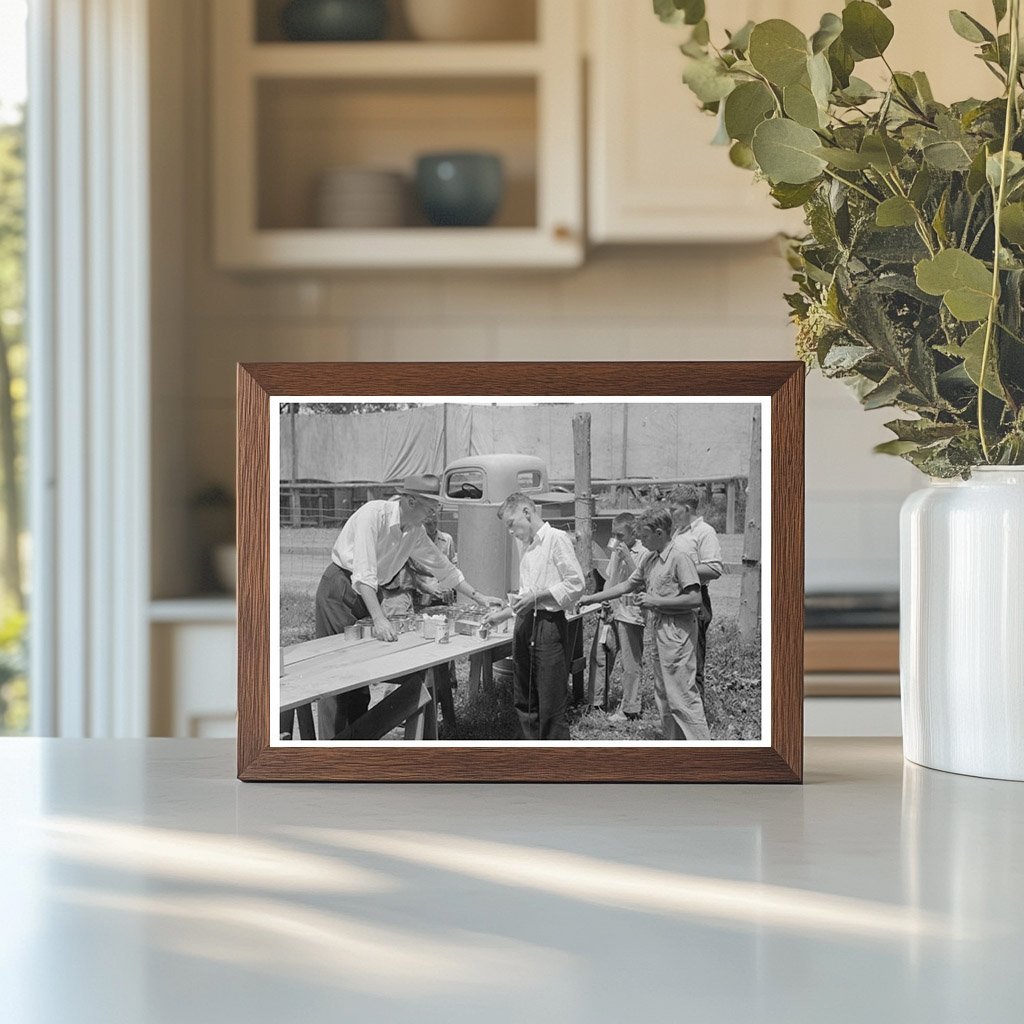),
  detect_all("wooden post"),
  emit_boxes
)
[289,404,301,528]
[618,402,629,507]
[572,412,593,584]
[726,479,738,534]
[738,408,762,641]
